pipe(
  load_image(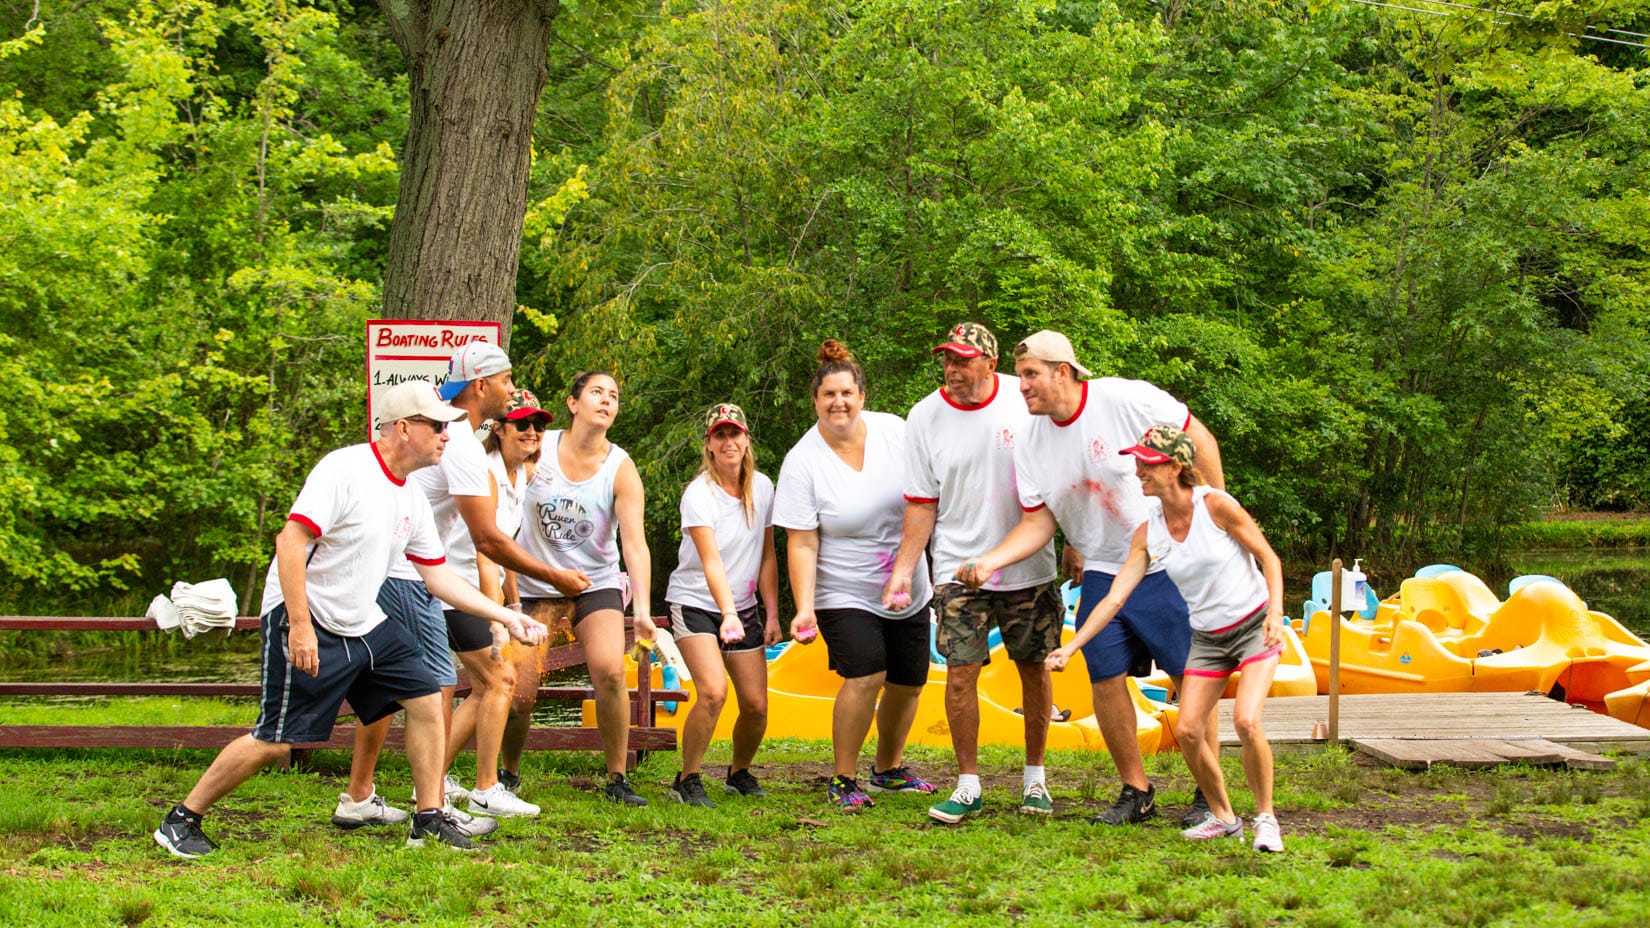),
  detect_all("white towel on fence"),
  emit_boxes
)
[146,579,239,639]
